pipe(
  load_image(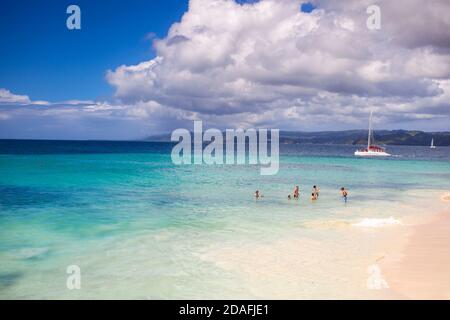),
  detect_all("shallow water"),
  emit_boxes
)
[0,141,449,299]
